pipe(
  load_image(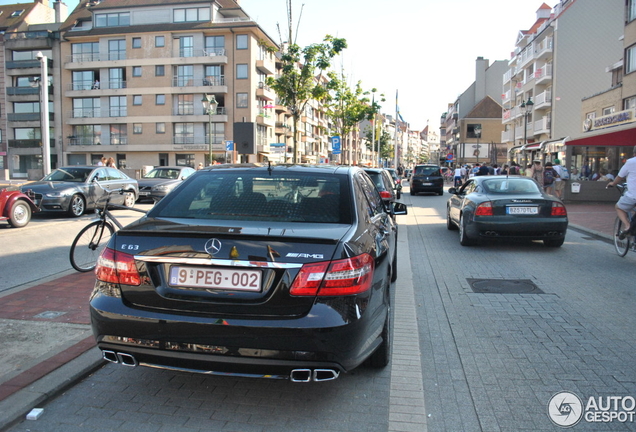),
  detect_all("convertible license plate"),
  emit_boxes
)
[423,182,433,186]
[169,266,262,291]
[507,206,538,215]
